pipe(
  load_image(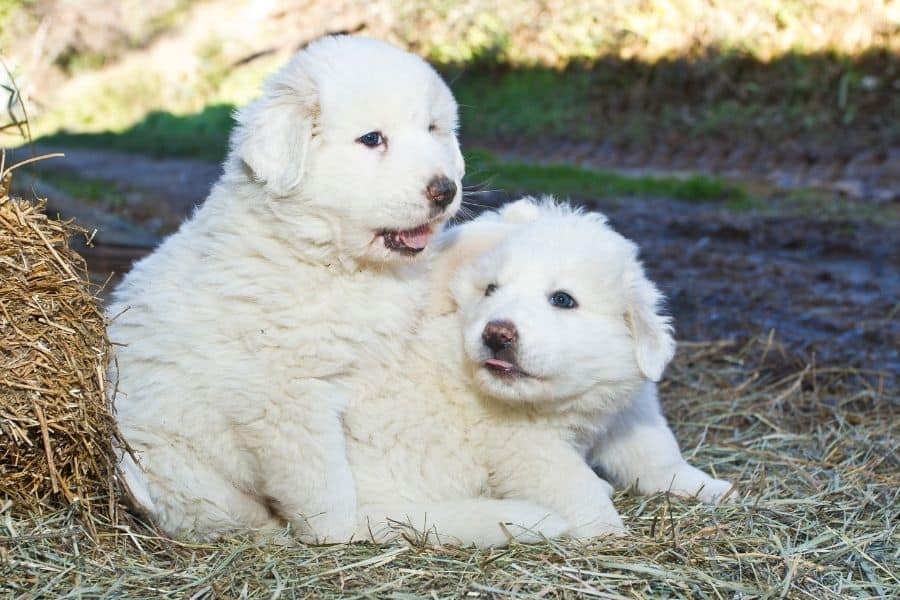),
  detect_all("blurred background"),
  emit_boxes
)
[1,0,898,382]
